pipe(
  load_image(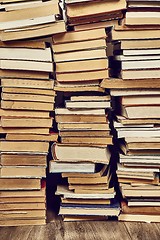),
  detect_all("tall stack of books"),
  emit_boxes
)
[0,40,57,226]
[114,101,160,223]
[101,1,160,223]
[50,19,122,220]
[50,94,120,221]
[0,0,66,41]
